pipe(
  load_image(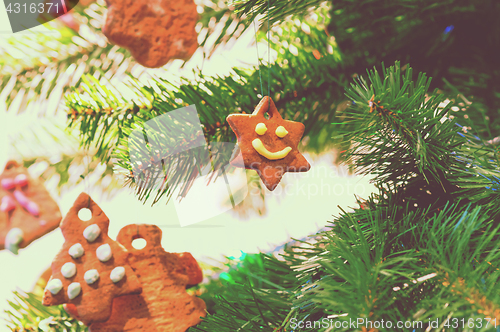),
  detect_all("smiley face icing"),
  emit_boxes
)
[226,96,311,191]
[252,122,292,160]
[252,138,292,160]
